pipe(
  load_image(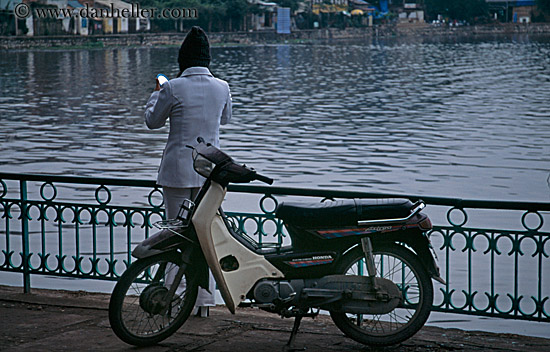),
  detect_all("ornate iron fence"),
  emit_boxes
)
[1,172,549,322]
